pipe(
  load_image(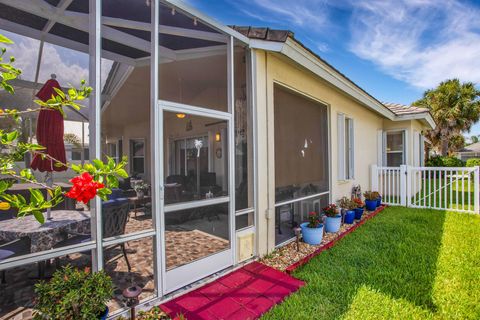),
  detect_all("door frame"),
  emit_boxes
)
[158,99,235,293]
